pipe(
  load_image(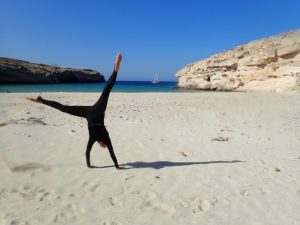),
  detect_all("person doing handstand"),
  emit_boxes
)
[27,53,123,169]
